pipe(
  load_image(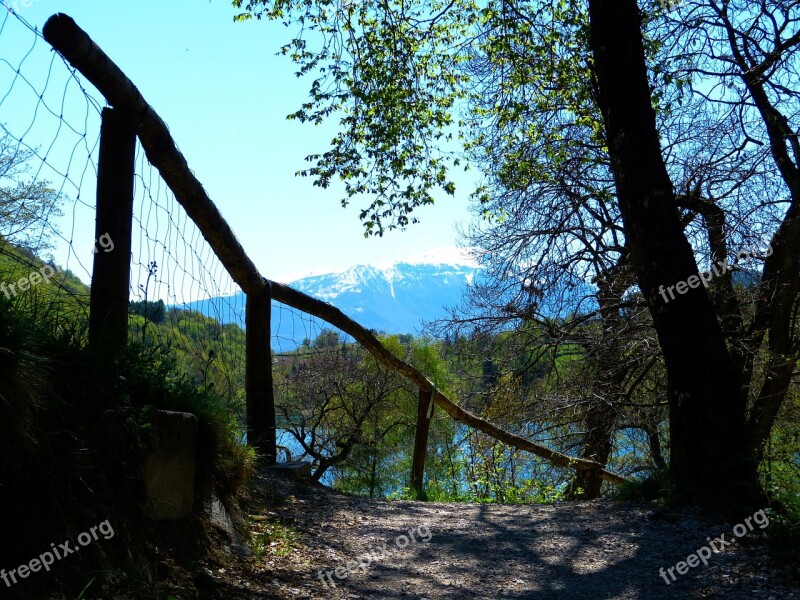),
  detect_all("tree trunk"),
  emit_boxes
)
[587,0,760,507]
[568,401,615,499]
[411,387,434,500]
[568,267,631,499]
[369,454,378,498]
[645,419,666,470]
